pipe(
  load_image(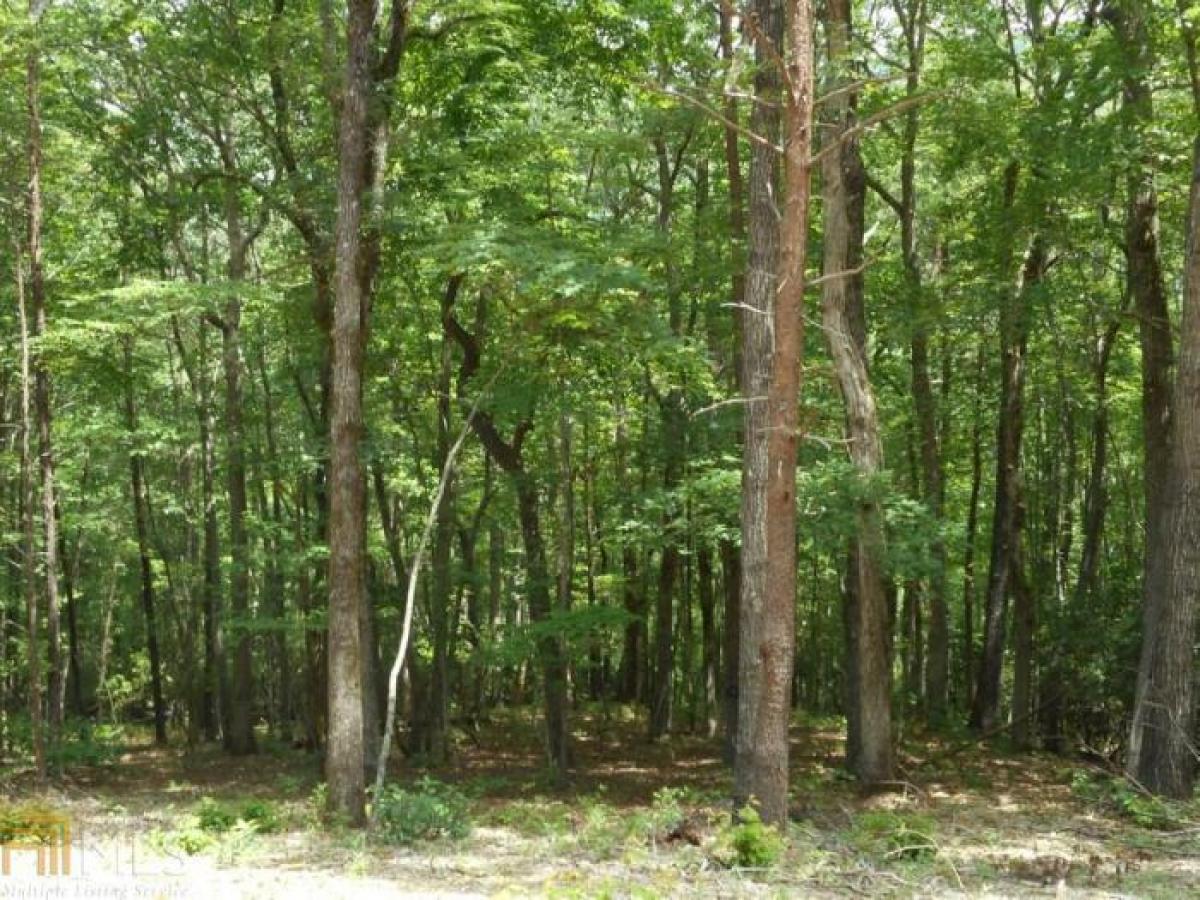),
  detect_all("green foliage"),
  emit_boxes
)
[48,720,126,769]
[0,803,65,845]
[716,807,785,869]
[305,784,330,829]
[1069,771,1180,830]
[196,798,238,834]
[238,800,282,834]
[149,796,279,859]
[568,786,691,860]
[147,823,216,857]
[373,777,472,845]
[850,810,938,861]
